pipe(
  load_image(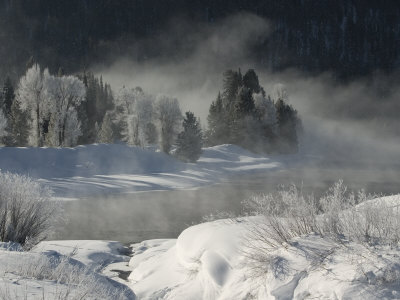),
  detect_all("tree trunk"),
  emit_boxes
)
[36,104,41,147]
